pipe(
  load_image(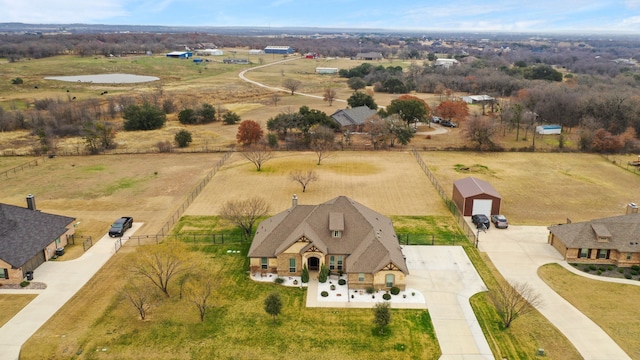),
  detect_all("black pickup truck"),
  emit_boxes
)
[108,217,133,237]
